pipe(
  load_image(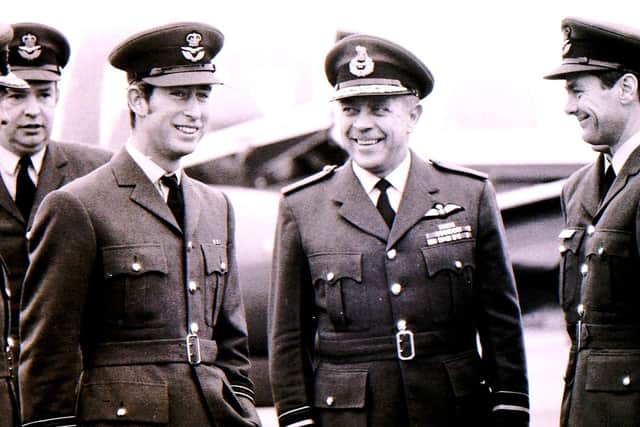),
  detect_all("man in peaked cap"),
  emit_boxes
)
[545,16,640,427]
[269,33,529,427]
[0,22,111,377]
[19,23,260,427]
[0,22,28,427]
